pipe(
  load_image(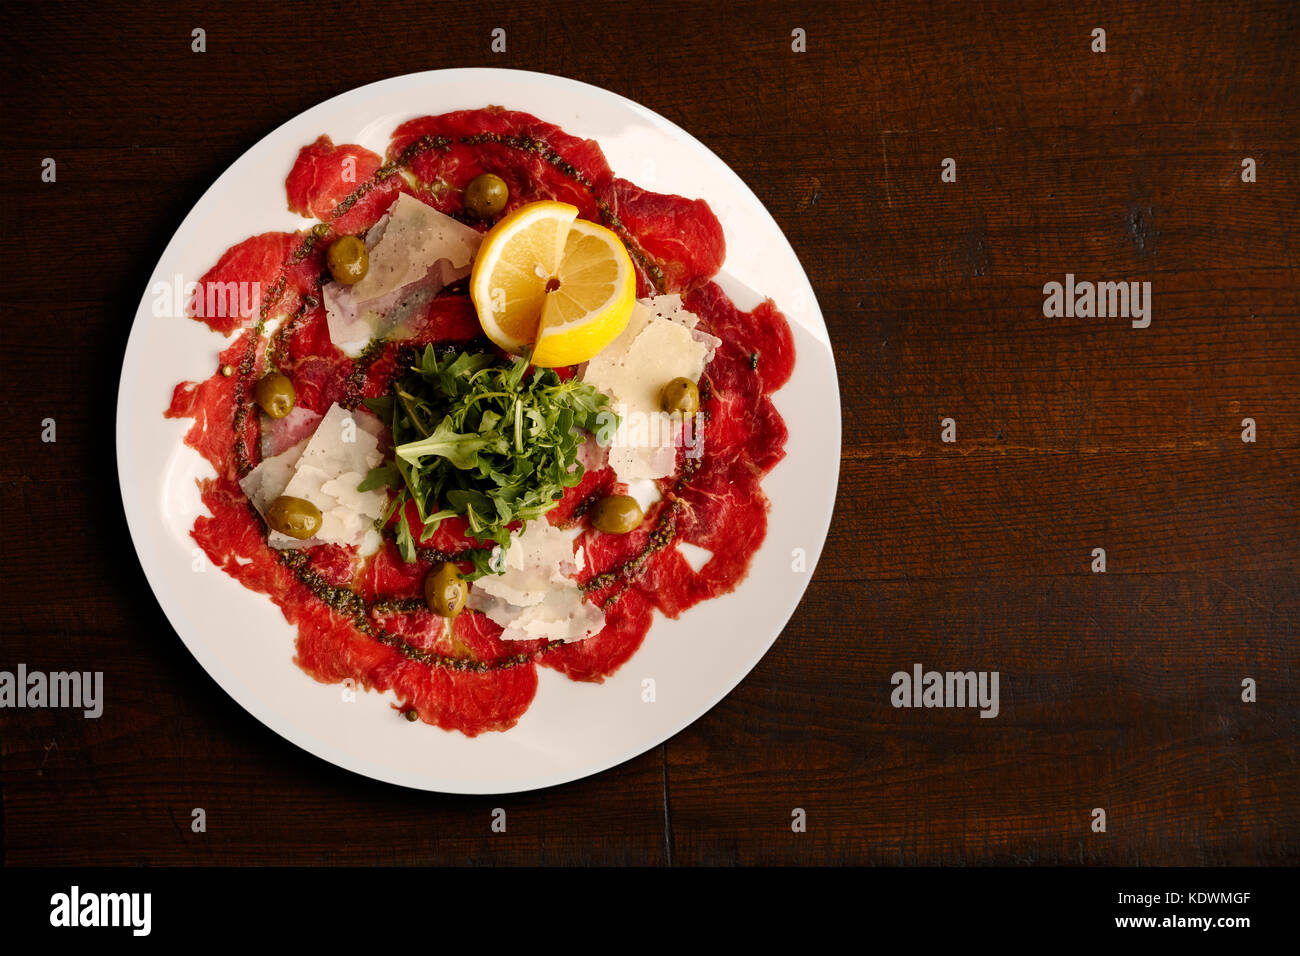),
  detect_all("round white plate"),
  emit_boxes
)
[116,68,840,793]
